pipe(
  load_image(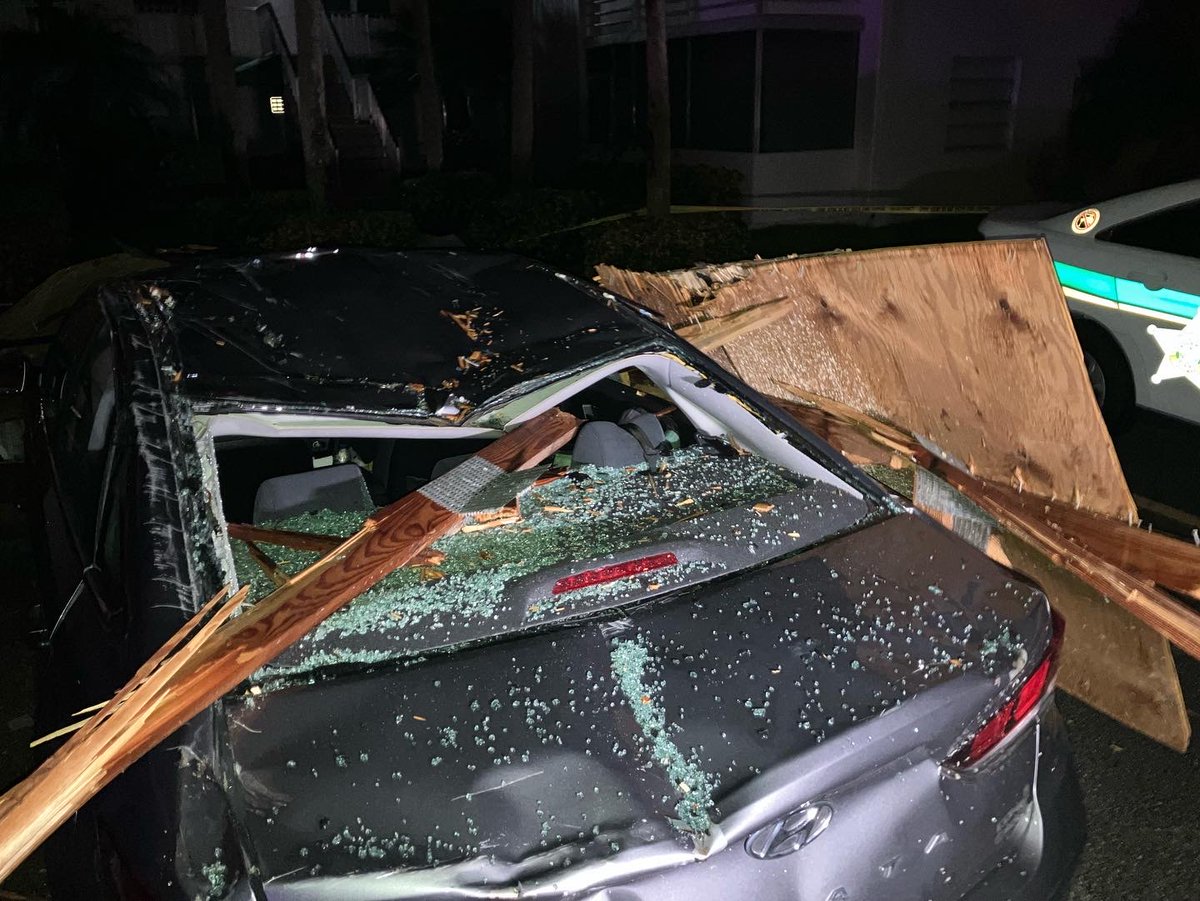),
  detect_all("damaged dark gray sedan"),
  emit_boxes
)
[28,249,1083,900]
